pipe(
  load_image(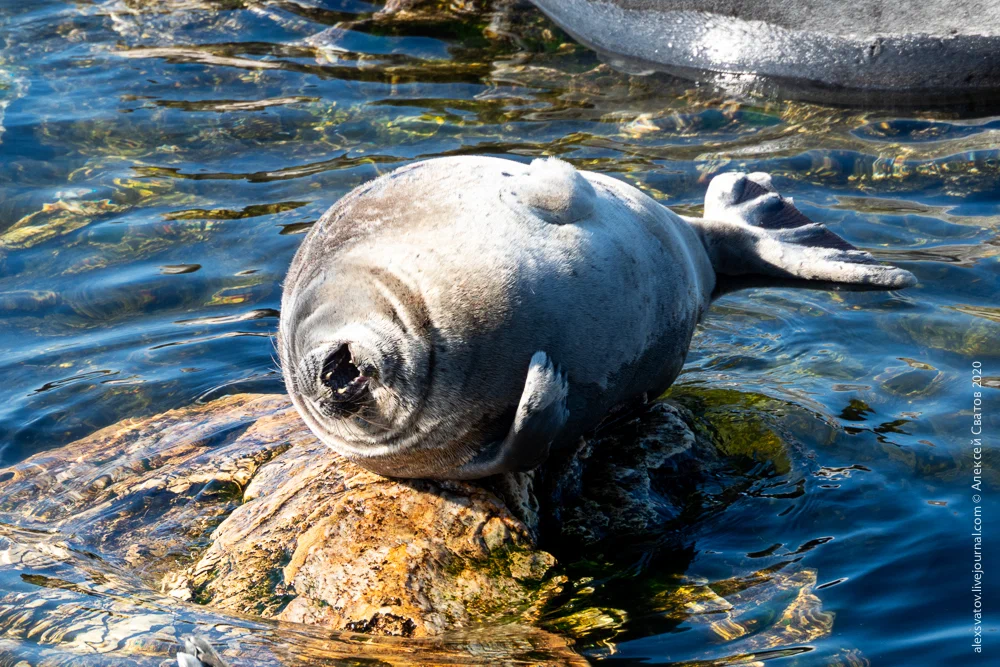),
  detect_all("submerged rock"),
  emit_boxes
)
[0,199,126,251]
[545,402,702,547]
